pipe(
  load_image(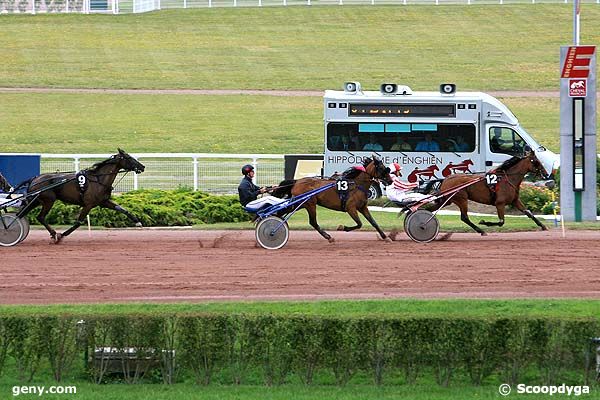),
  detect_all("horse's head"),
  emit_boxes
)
[116,149,145,174]
[363,156,393,186]
[525,150,549,179]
